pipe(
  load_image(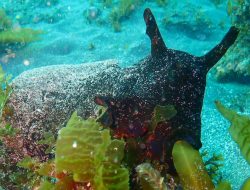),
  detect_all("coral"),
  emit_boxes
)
[172,141,214,190]
[55,112,129,190]
[136,163,168,190]
[215,101,250,164]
